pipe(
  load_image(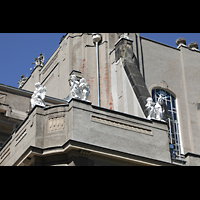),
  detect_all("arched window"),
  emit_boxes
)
[152,88,181,160]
